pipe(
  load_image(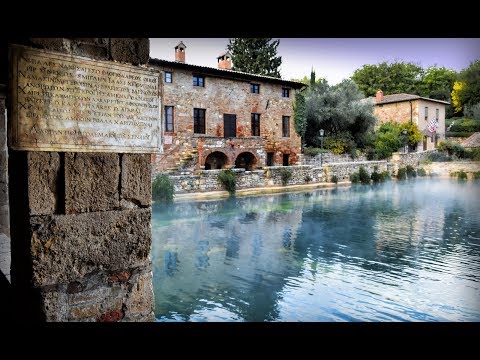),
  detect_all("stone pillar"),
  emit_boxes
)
[7,38,155,322]
[0,87,10,282]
